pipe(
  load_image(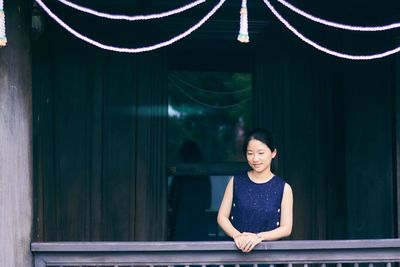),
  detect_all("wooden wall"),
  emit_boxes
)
[396,51,400,238]
[0,0,33,266]
[342,47,396,238]
[32,12,398,241]
[33,22,167,241]
[253,24,345,240]
[253,22,397,239]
